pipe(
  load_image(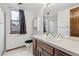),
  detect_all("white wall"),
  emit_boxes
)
[5,8,35,50]
[57,5,79,37]
[0,4,43,50]
[57,9,70,37]
[0,7,4,55]
[37,7,44,34]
